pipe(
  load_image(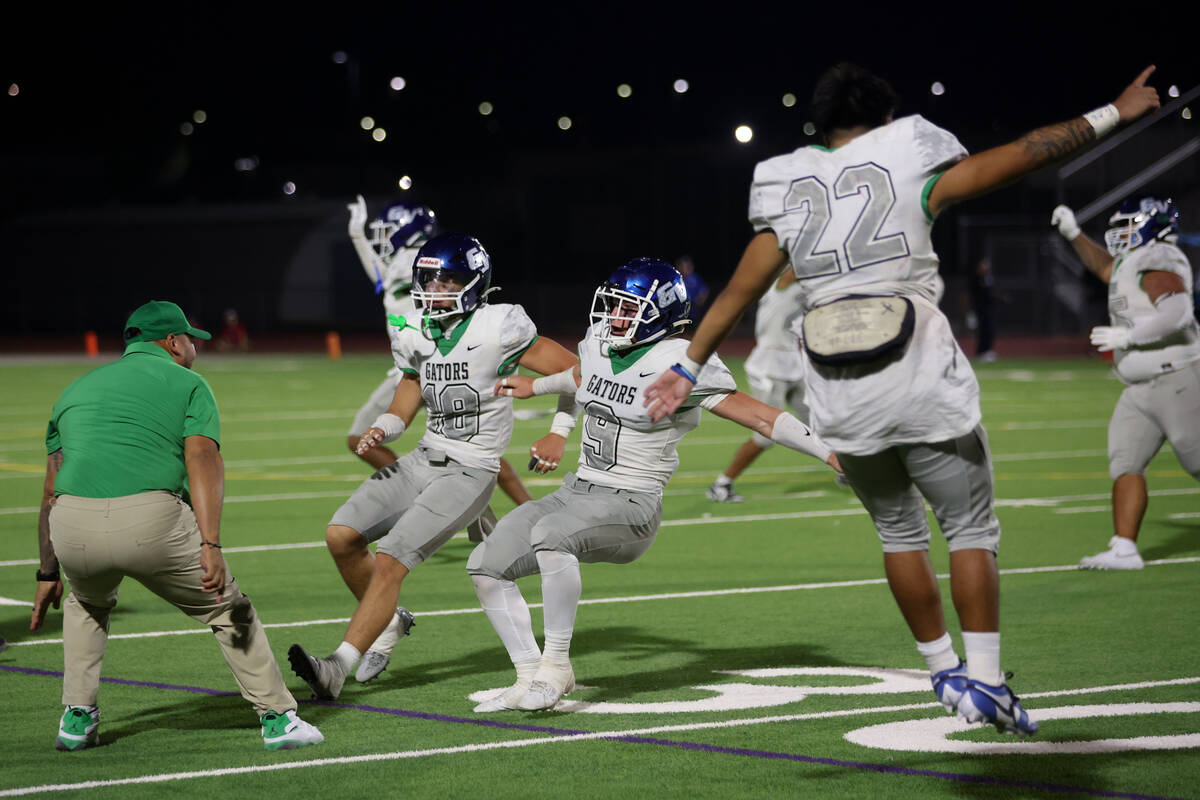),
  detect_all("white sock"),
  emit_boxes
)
[714,474,733,486]
[536,549,581,663]
[472,575,542,665]
[962,631,1002,685]
[332,641,361,674]
[915,632,960,674]
[1112,536,1138,555]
